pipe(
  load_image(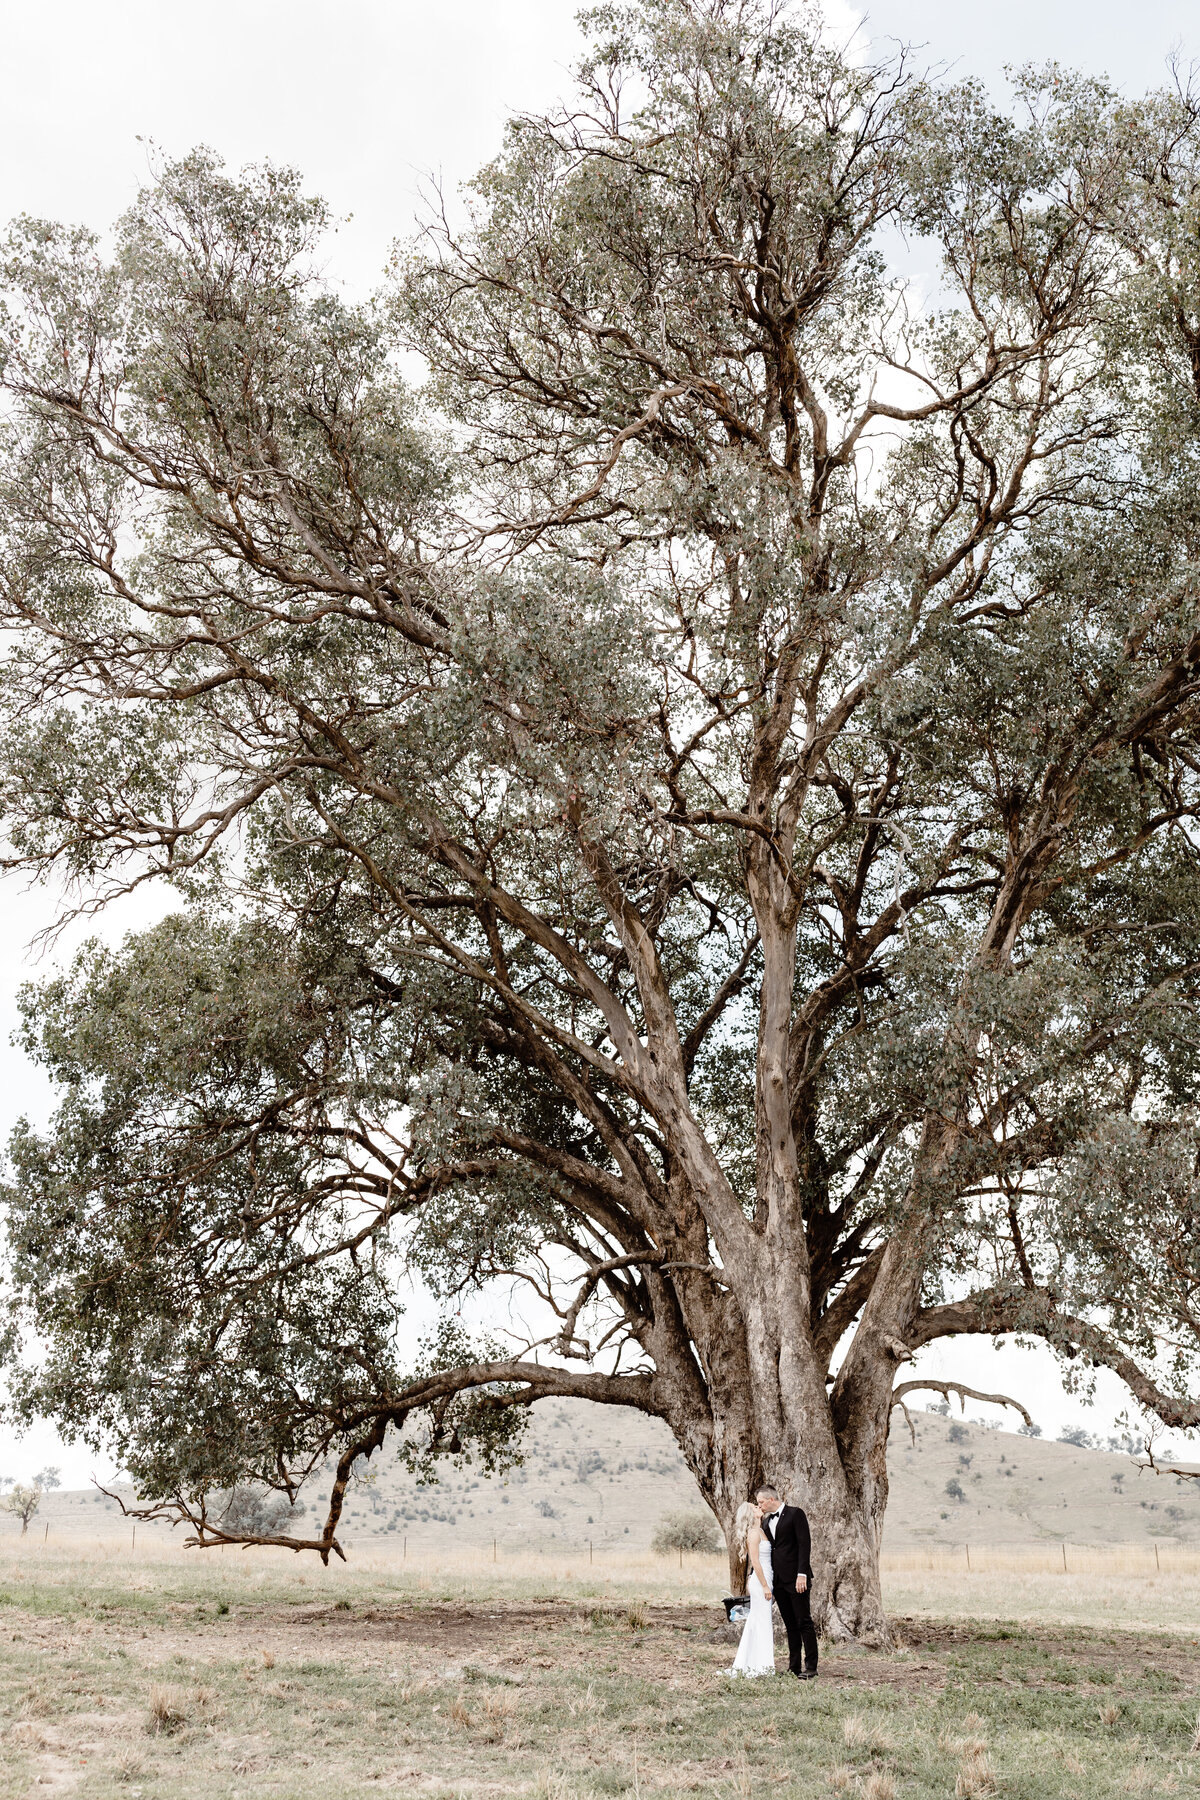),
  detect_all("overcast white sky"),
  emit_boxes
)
[1,0,1197,1485]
